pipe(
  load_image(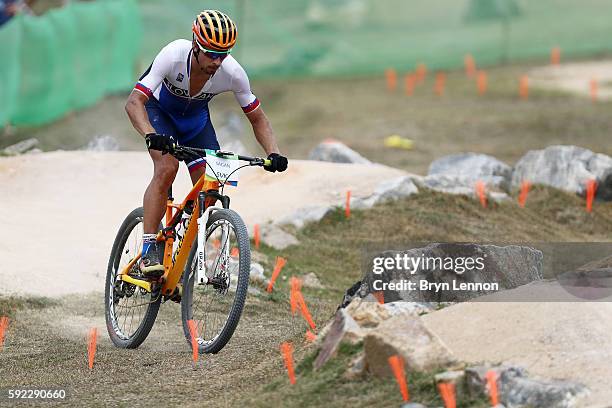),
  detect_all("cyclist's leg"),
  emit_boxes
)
[144,150,178,233]
[141,99,180,276]
[143,98,180,233]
